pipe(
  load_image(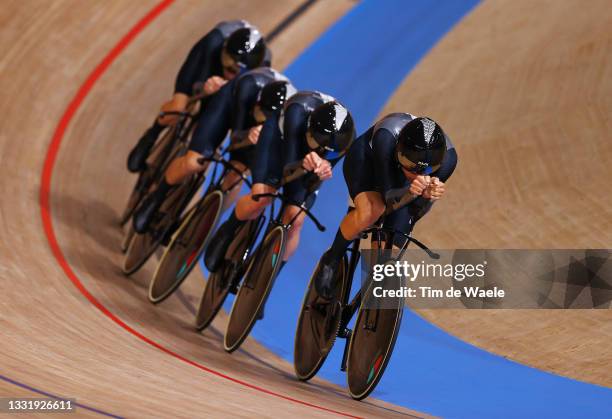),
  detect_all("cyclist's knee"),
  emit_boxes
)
[222,171,242,190]
[167,94,188,111]
[355,200,384,227]
[251,194,271,209]
[158,94,188,125]
[229,160,247,172]
[224,161,247,184]
[245,191,270,210]
[184,151,206,173]
[248,183,274,208]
